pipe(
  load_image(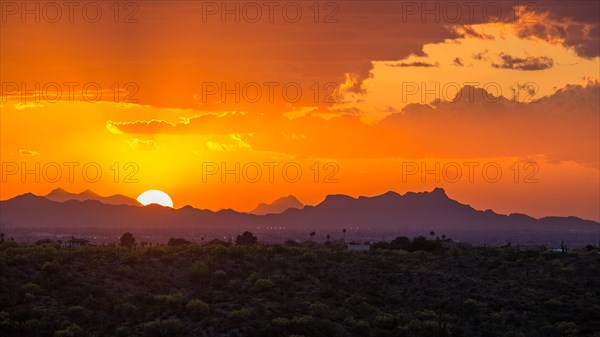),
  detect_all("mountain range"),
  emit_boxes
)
[44,188,140,206]
[250,195,304,215]
[0,188,597,246]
